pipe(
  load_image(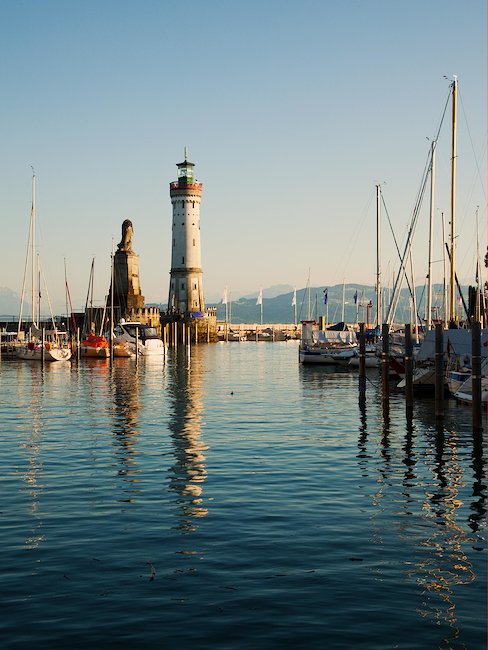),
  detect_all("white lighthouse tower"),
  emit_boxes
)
[168,150,205,314]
